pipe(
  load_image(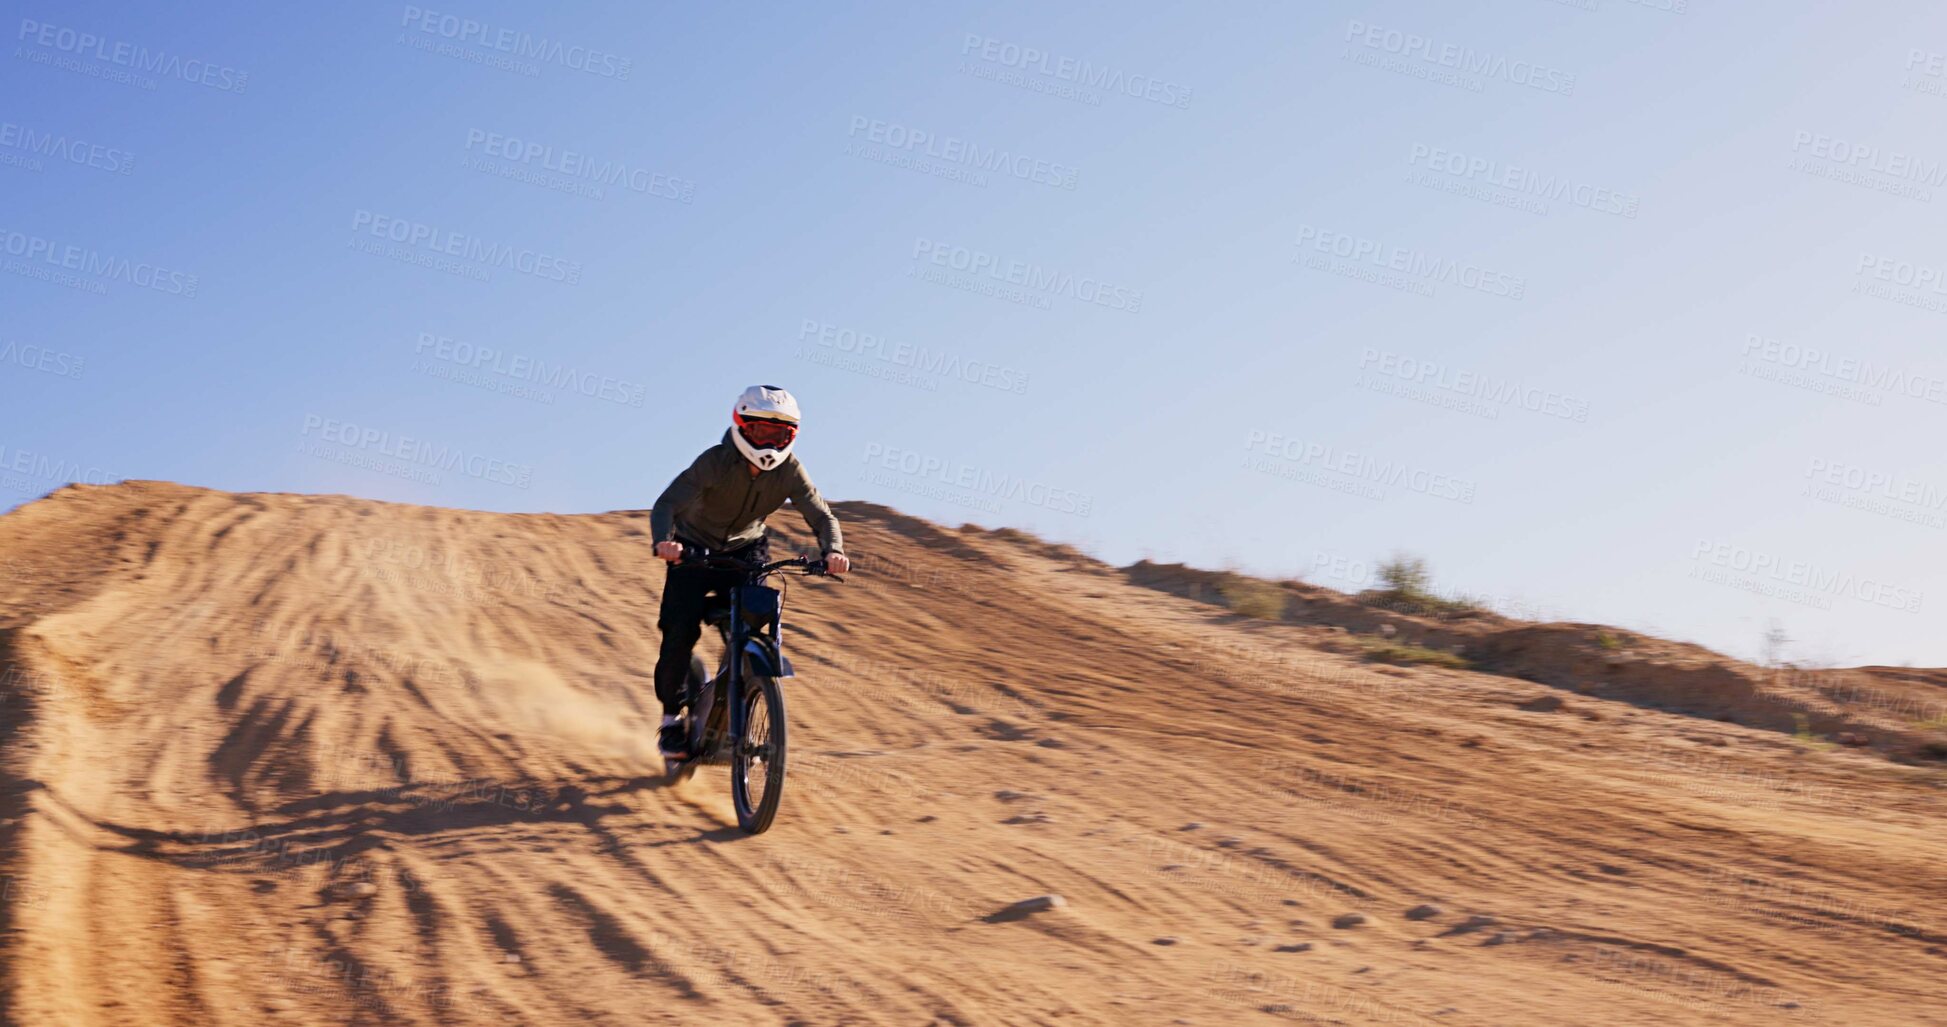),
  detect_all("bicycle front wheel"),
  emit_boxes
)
[731,674,787,834]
